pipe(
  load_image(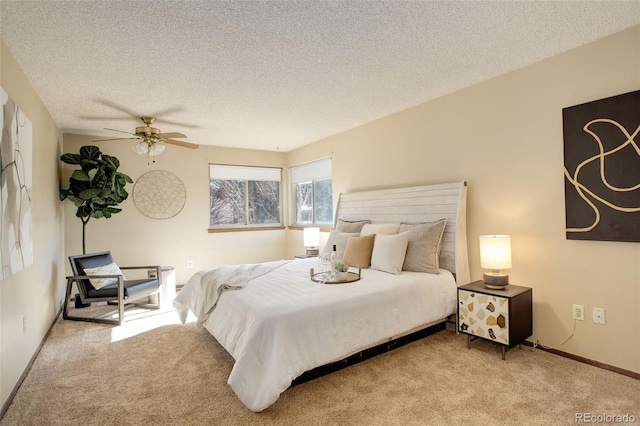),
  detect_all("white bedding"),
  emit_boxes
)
[173,257,457,412]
